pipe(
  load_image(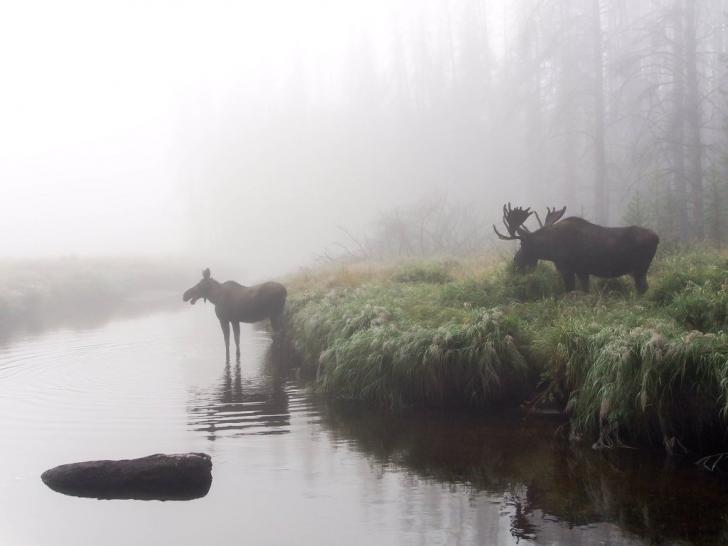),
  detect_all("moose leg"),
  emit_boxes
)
[220,319,231,363]
[632,272,649,295]
[577,273,590,293]
[559,269,576,292]
[270,313,282,334]
[232,322,241,361]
